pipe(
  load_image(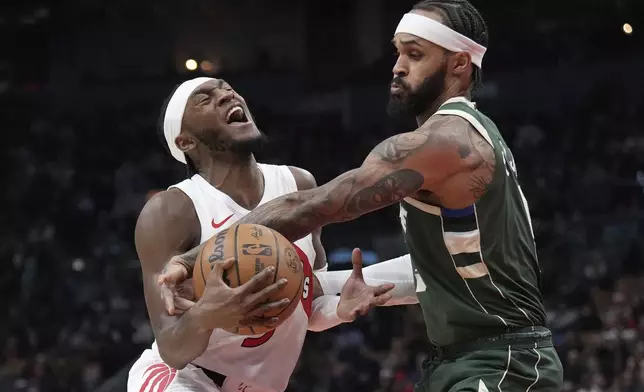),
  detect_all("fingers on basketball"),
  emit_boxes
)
[244,279,288,308]
[239,316,280,328]
[238,265,276,296]
[208,258,236,286]
[246,298,290,318]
